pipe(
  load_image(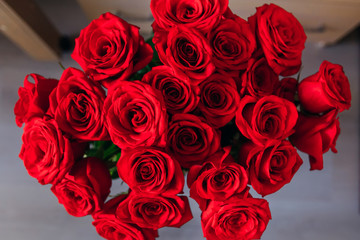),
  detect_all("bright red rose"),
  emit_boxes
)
[116,192,193,230]
[151,0,229,33]
[14,74,58,127]
[275,77,298,102]
[92,195,159,240]
[210,16,256,73]
[298,60,351,113]
[187,147,248,210]
[166,114,221,168]
[19,118,82,185]
[117,147,184,195]
[153,25,215,84]
[71,12,153,88]
[201,194,271,240]
[51,157,112,217]
[141,65,199,114]
[104,80,168,149]
[240,57,279,98]
[248,4,306,76]
[48,68,109,141]
[290,109,340,170]
[239,141,302,196]
[235,95,298,146]
[198,73,240,128]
